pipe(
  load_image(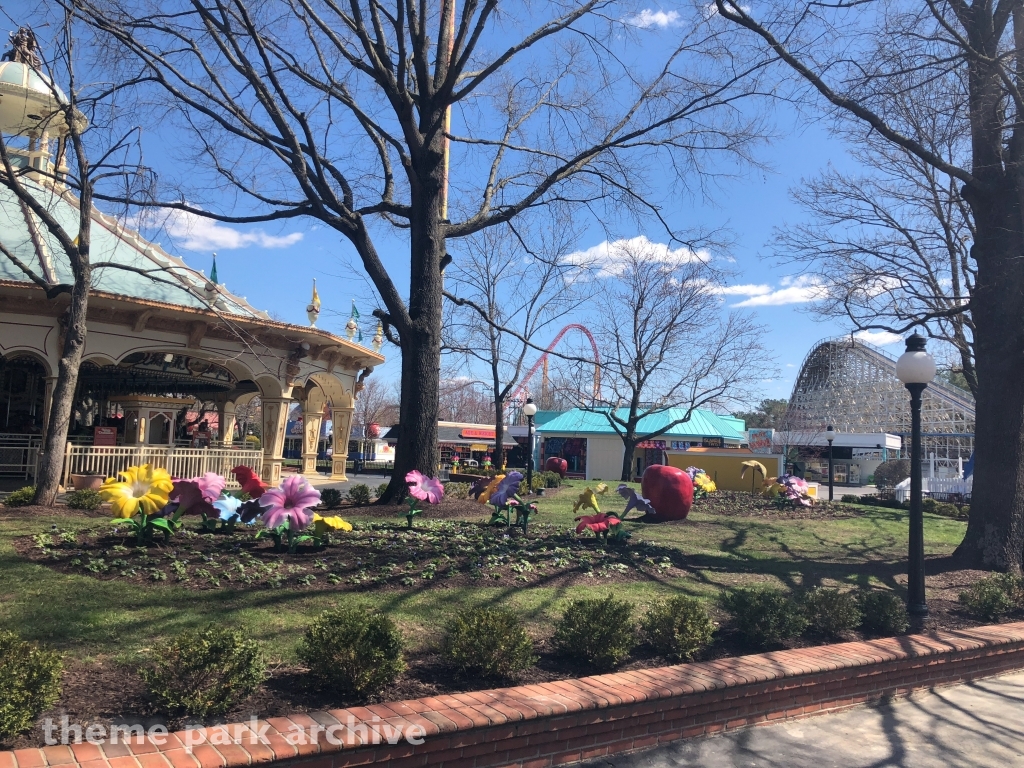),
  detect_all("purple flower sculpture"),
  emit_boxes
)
[489,471,524,507]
